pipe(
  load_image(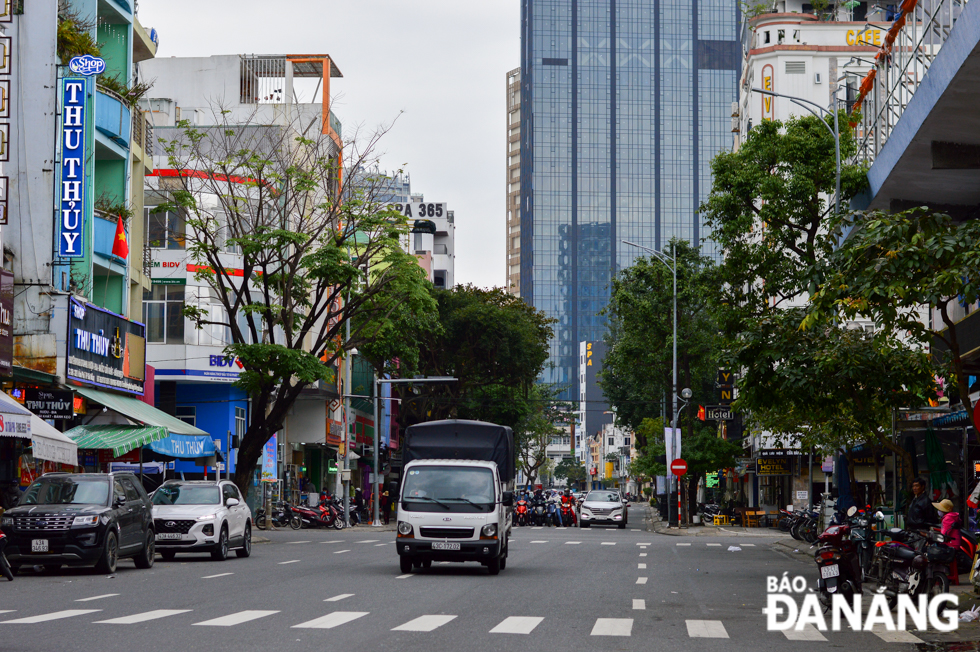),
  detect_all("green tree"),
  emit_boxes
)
[555,457,587,486]
[806,208,977,439]
[155,116,436,497]
[513,384,572,489]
